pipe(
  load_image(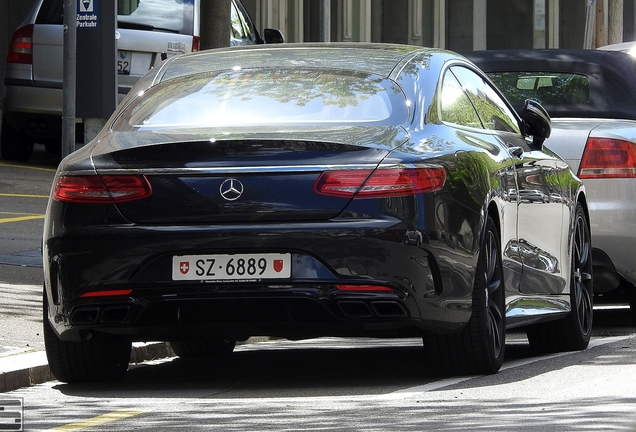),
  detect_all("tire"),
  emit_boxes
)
[526,203,593,353]
[423,216,505,376]
[1,121,34,162]
[170,338,236,359]
[43,288,132,383]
